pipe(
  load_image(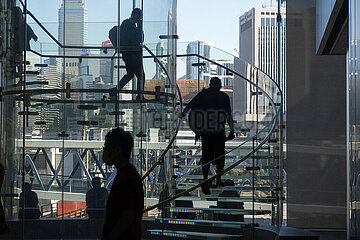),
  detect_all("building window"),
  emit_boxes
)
[241,20,252,32]
[271,18,275,27]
